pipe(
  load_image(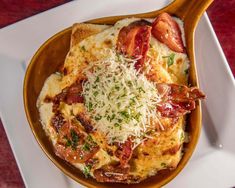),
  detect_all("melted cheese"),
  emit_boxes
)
[37,17,190,182]
[37,73,62,144]
[82,50,161,145]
